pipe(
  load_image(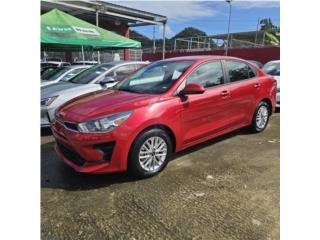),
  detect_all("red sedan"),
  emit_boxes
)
[52,56,276,177]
